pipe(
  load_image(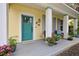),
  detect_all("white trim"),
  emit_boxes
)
[74,18,78,34]
[63,15,69,38]
[45,8,53,38]
[0,3,8,45]
[19,12,35,42]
